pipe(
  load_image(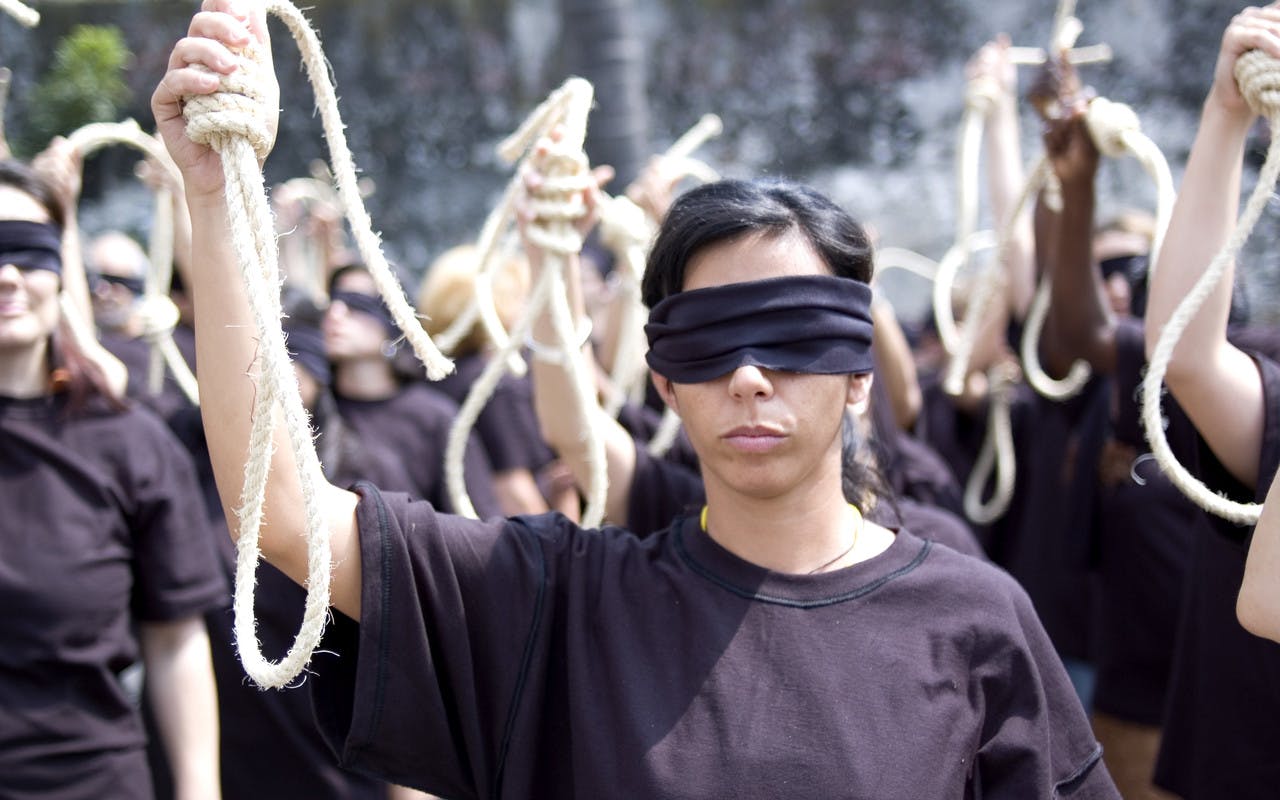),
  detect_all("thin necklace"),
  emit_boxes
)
[699,504,864,574]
